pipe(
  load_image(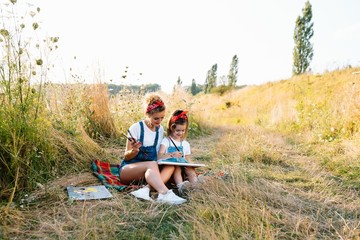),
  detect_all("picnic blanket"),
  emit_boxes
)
[91,159,127,191]
[91,159,214,191]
